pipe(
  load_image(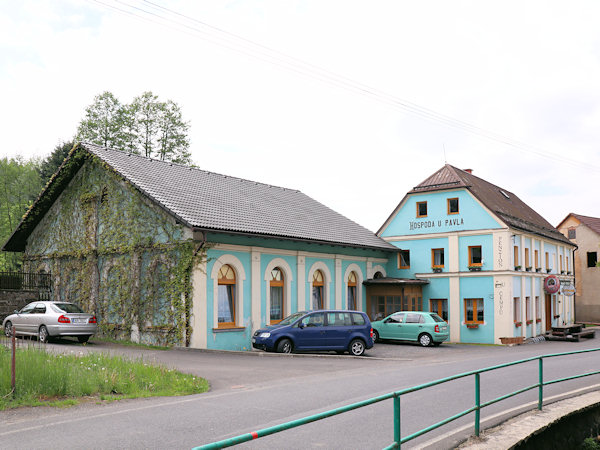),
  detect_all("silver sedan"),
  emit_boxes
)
[2,301,98,343]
